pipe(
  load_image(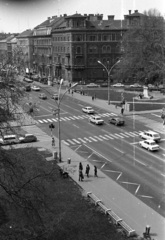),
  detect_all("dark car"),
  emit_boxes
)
[100,83,108,87]
[19,134,37,143]
[23,85,31,91]
[39,93,47,99]
[109,117,125,126]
